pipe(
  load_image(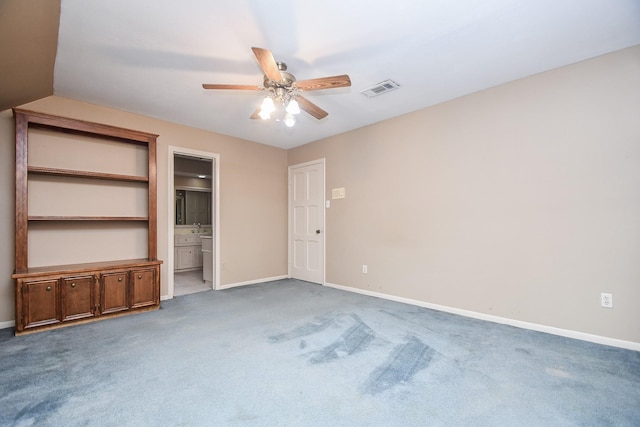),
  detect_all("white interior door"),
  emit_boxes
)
[289,160,325,284]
